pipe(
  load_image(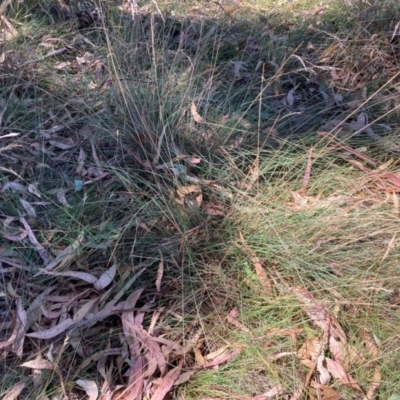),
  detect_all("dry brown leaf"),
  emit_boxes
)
[310,382,341,400]
[363,365,381,400]
[49,137,78,149]
[121,288,144,357]
[238,232,272,294]
[193,347,241,369]
[74,349,122,377]
[56,188,72,208]
[124,355,145,400]
[19,199,36,219]
[0,299,26,353]
[226,314,252,335]
[297,337,323,367]
[12,299,27,356]
[155,261,163,293]
[325,357,362,391]
[76,379,99,400]
[26,318,75,339]
[241,385,283,399]
[37,269,98,284]
[73,298,98,323]
[94,263,117,290]
[194,339,206,365]
[190,102,205,123]
[21,359,54,370]
[300,148,313,195]
[20,217,51,265]
[3,380,29,400]
[45,230,85,270]
[151,358,183,400]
